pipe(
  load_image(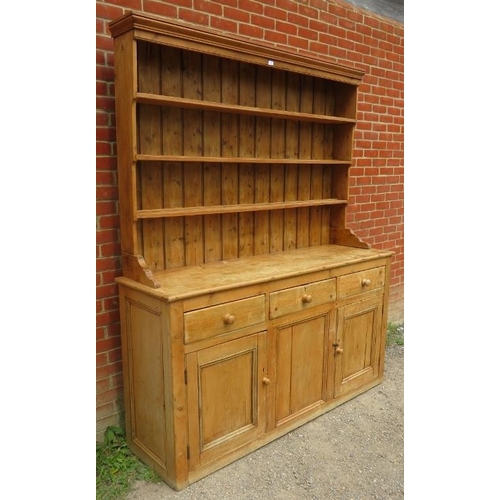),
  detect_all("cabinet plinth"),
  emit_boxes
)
[110,11,393,491]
